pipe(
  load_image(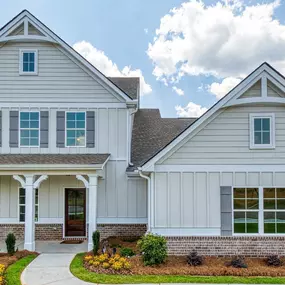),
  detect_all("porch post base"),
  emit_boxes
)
[24,241,35,251]
[88,242,93,252]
